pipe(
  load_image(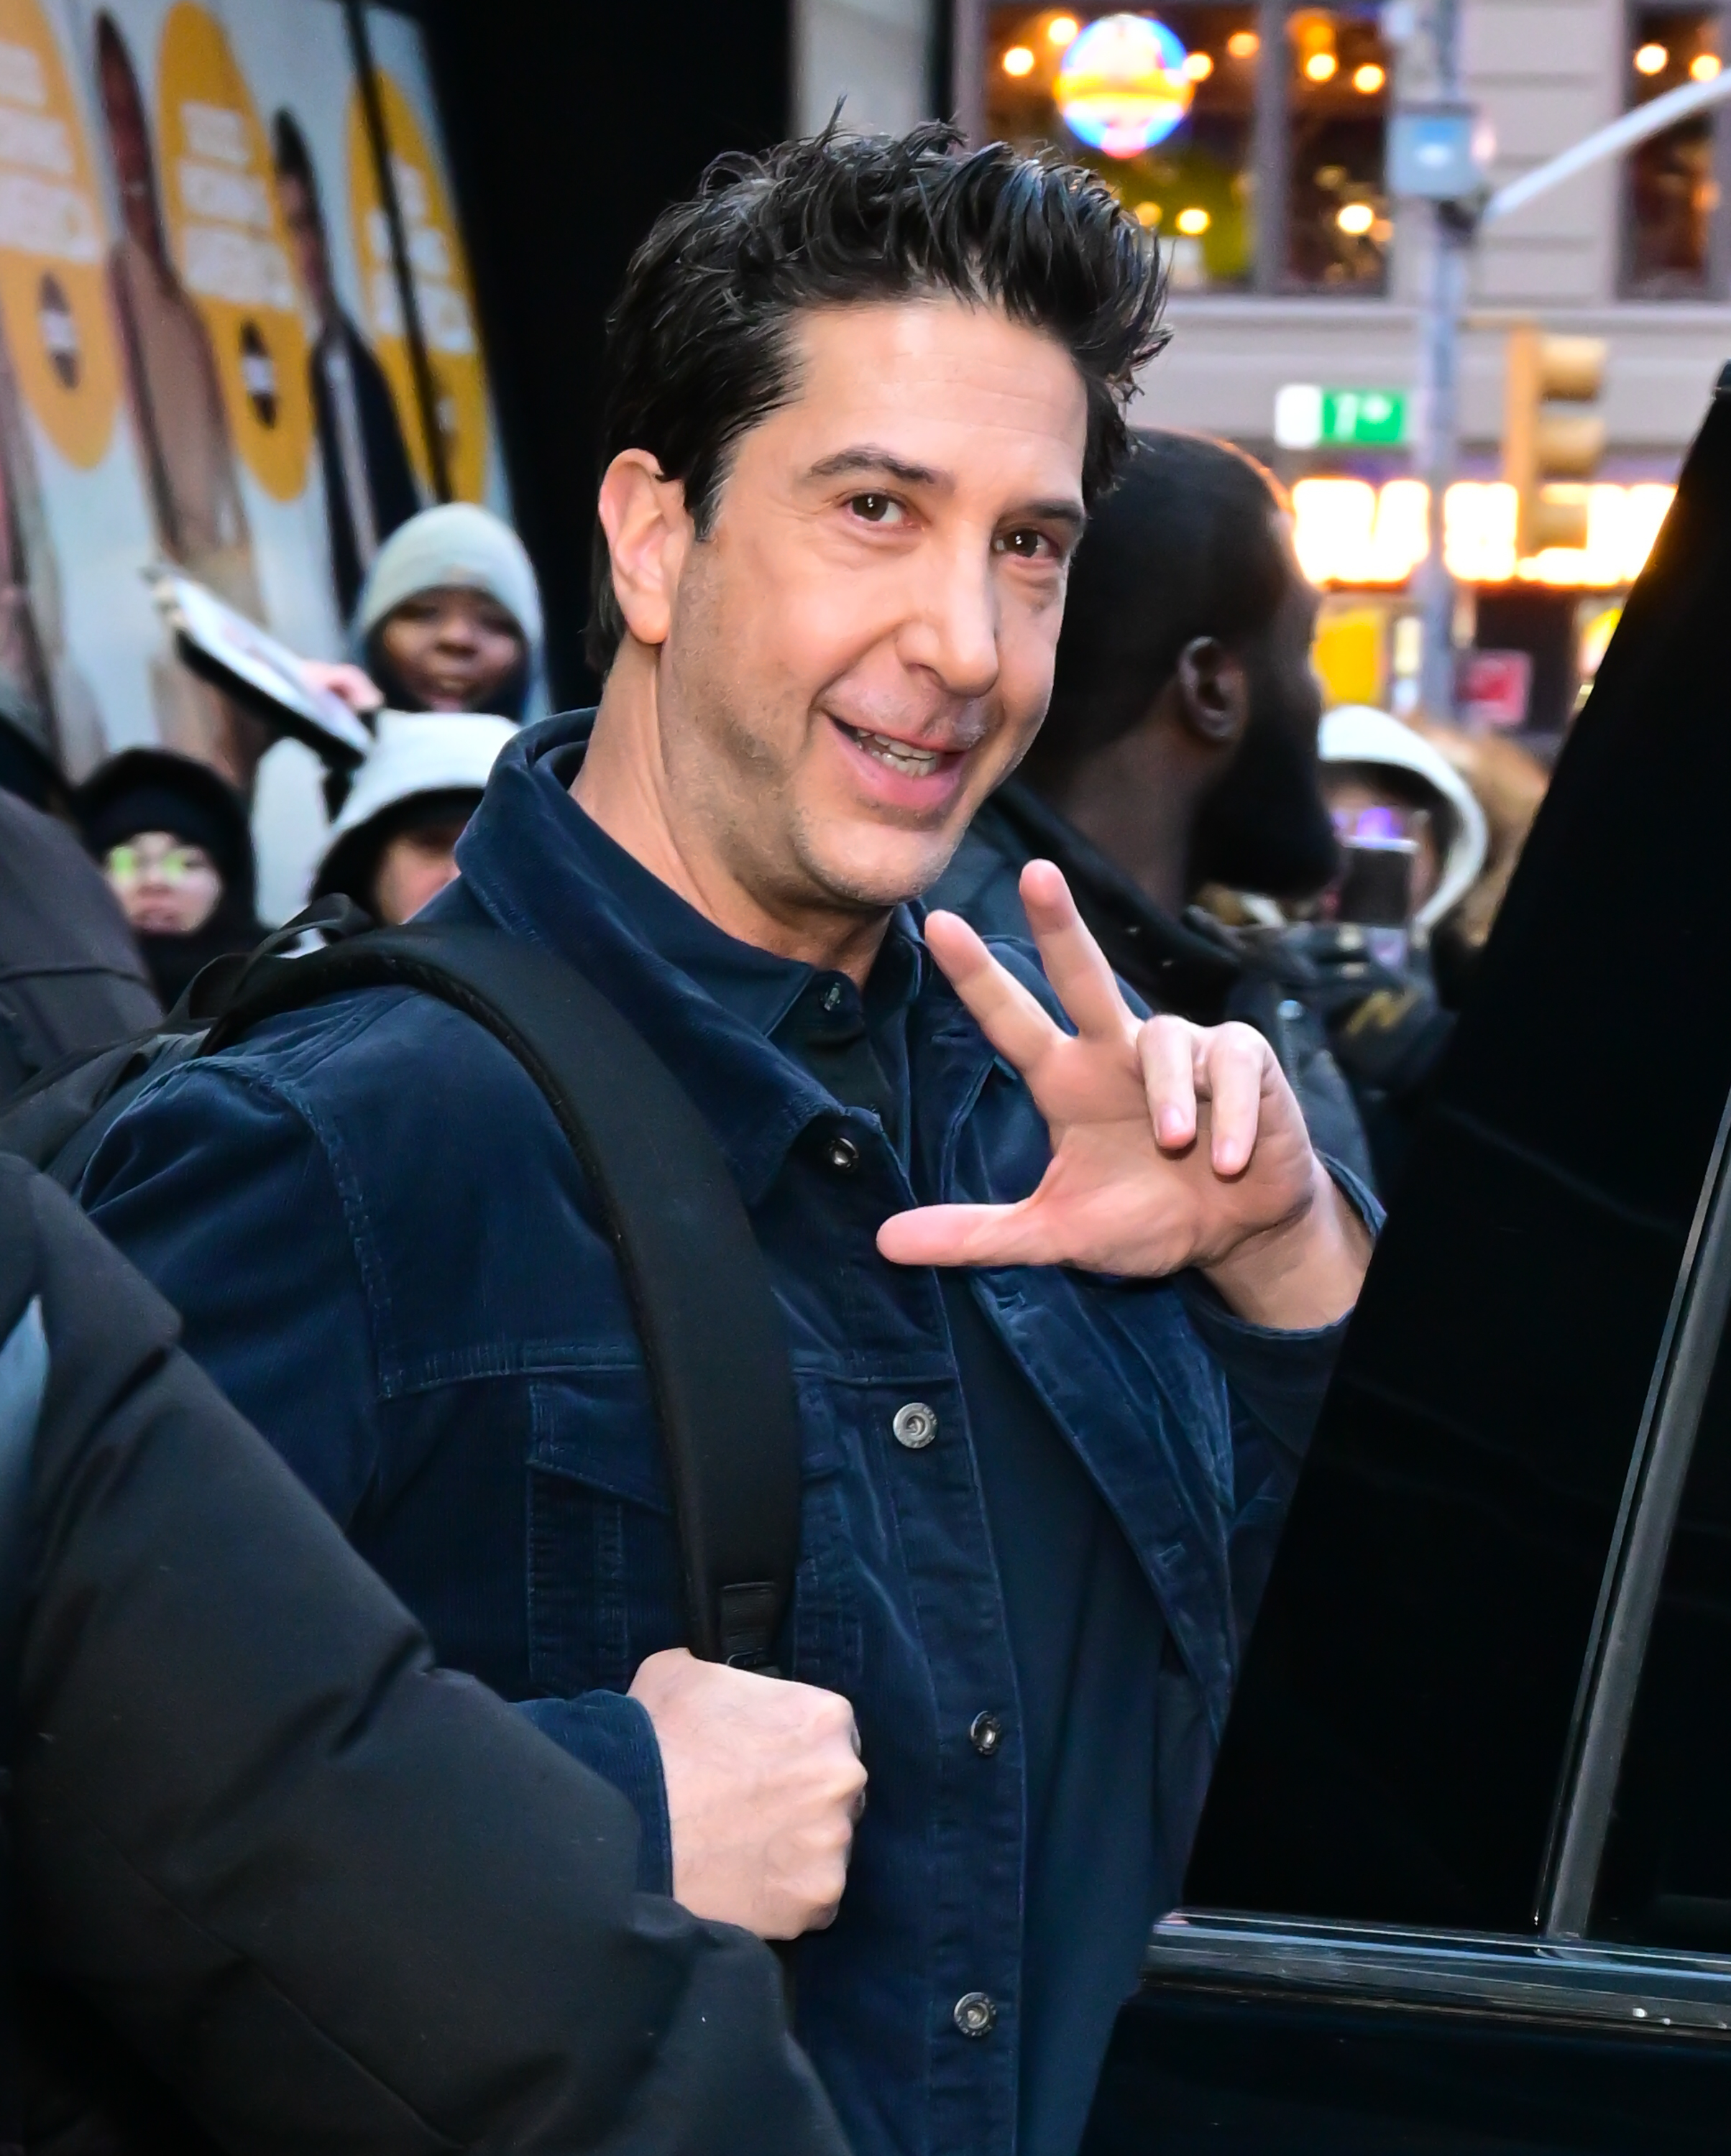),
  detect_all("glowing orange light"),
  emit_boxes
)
[1292,479,1676,589]
[1047,14,1080,45]
[1304,49,1339,81]
[1336,201,1374,234]
[1226,28,1259,57]
[1352,61,1385,91]
[1692,50,1722,78]
[1175,204,1211,235]
[1183,49,1214,79]
[1002,44,1035,75]
[1634,41,1668,73]
[1134,200,1162,226]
